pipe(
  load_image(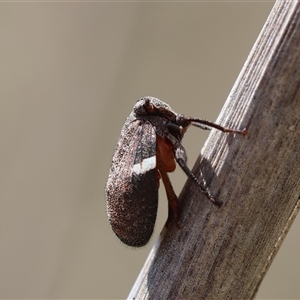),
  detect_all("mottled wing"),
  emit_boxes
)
[105,118,158,247]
